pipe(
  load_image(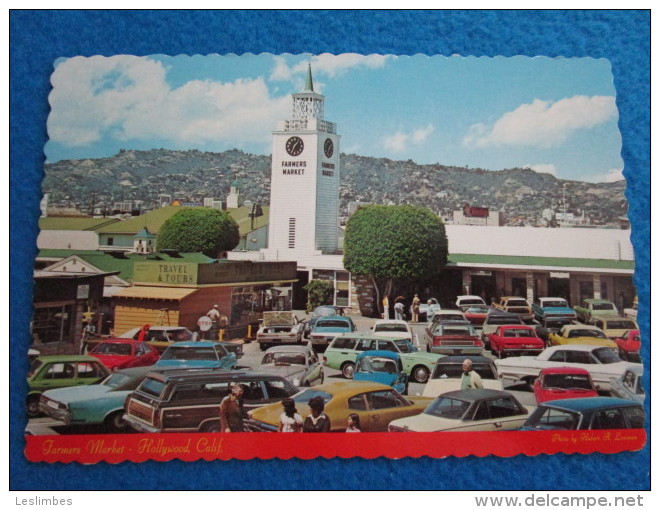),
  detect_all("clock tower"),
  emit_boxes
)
[265,64,340,256]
